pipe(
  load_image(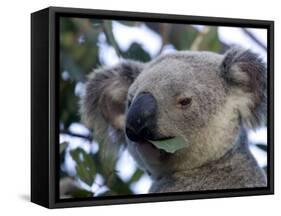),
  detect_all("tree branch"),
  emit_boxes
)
[158,23,172,55]
[102,21,122,57]
[190,27,210,51]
